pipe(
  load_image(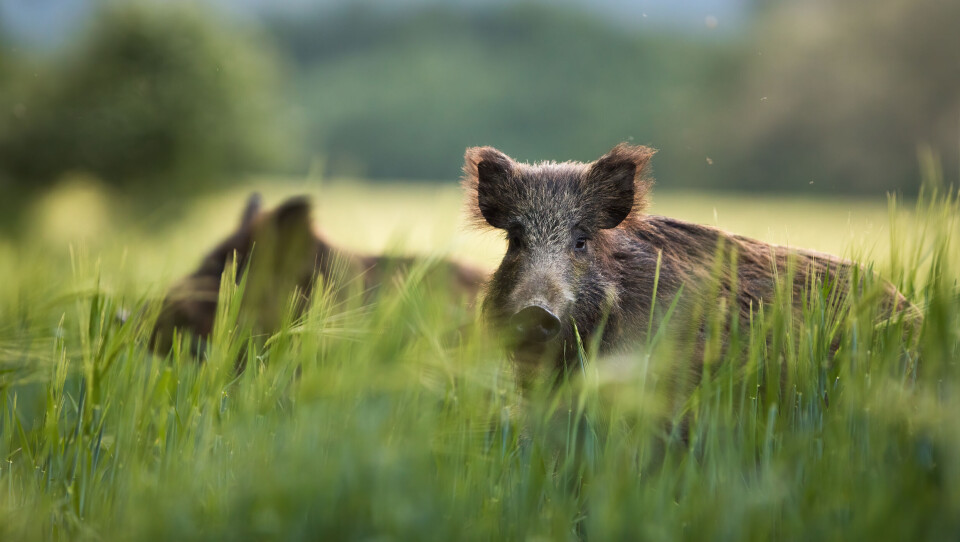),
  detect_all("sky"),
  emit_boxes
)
[0,0,749,48]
